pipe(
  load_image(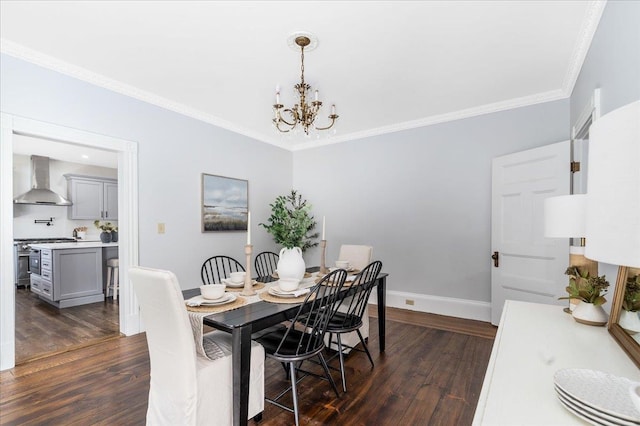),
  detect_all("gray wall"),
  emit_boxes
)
[294,100,569,303]
[1,53,292,288]
[569,0,640,286]
[571,0,640,121]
